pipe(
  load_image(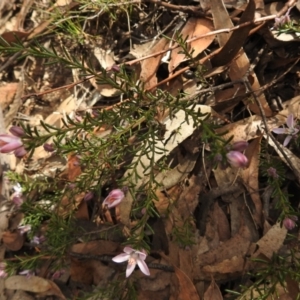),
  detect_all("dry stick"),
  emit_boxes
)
[21,14,278,101]
[242,74,296,173]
